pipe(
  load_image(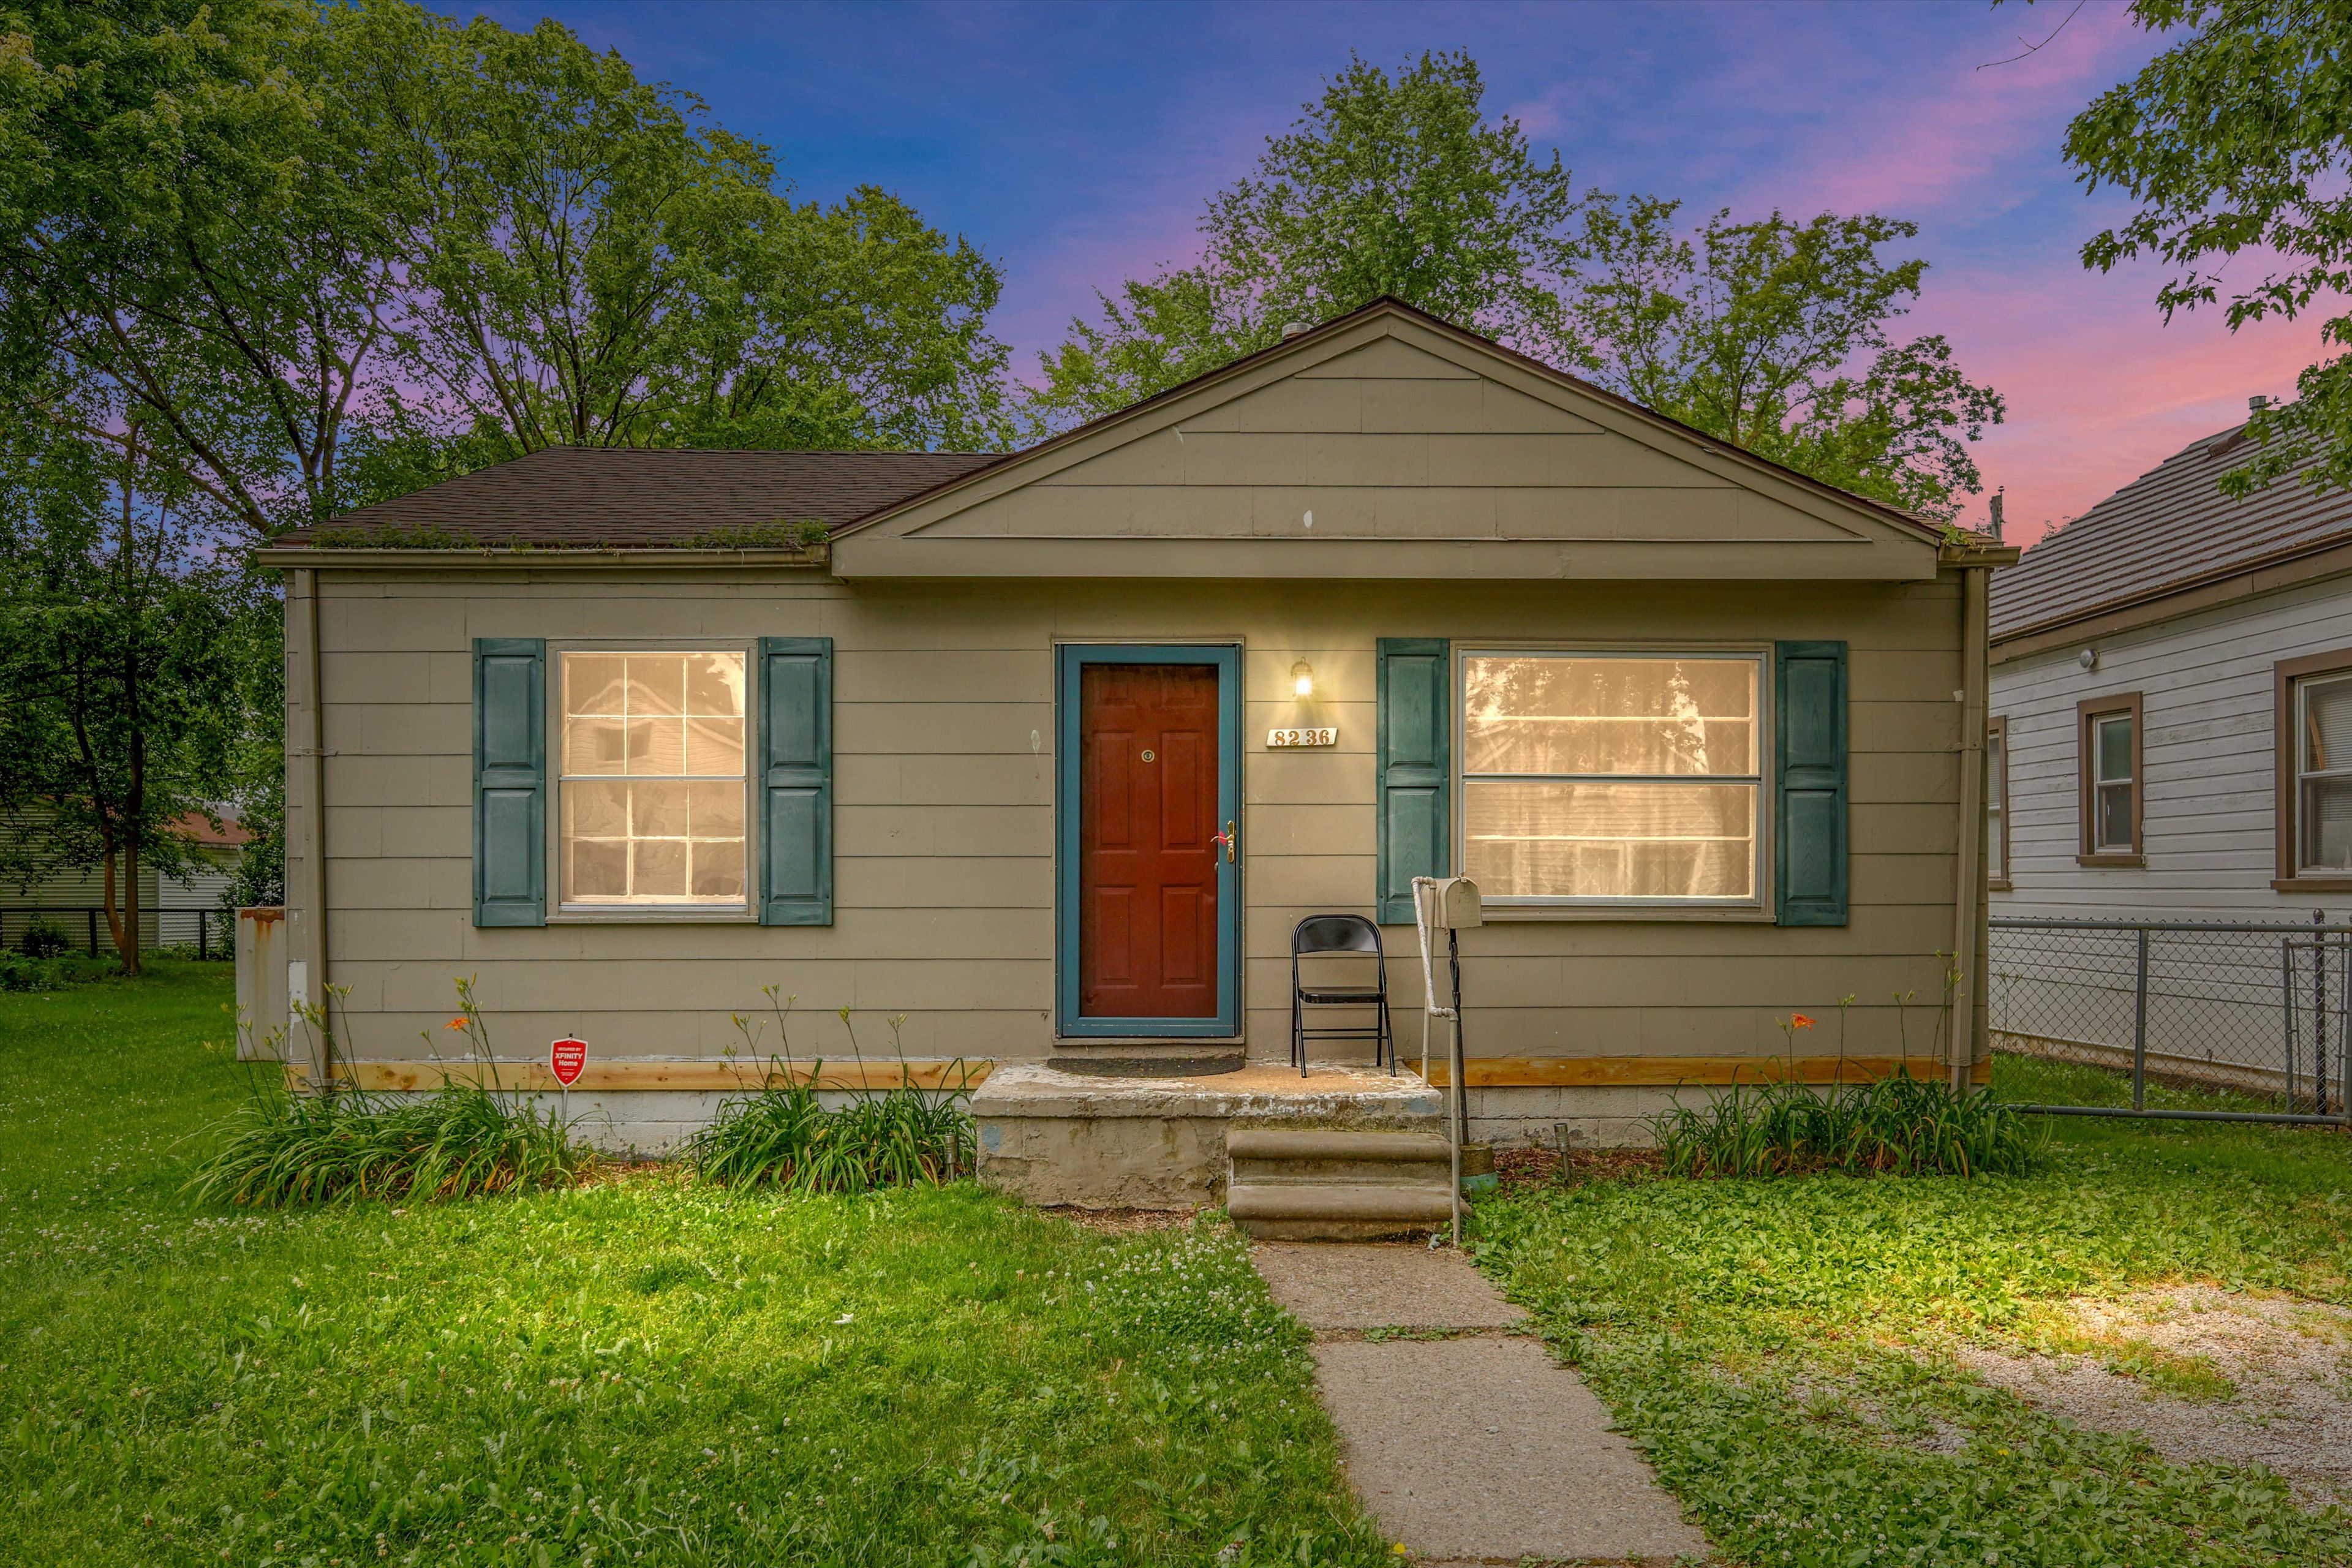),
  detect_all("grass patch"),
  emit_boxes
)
[1653,1069,2041,1178]
[184,1083,596,1207]
[684,1071,975,1193]
[0,963,1389,1567]
[1474,1051,2352,1566]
